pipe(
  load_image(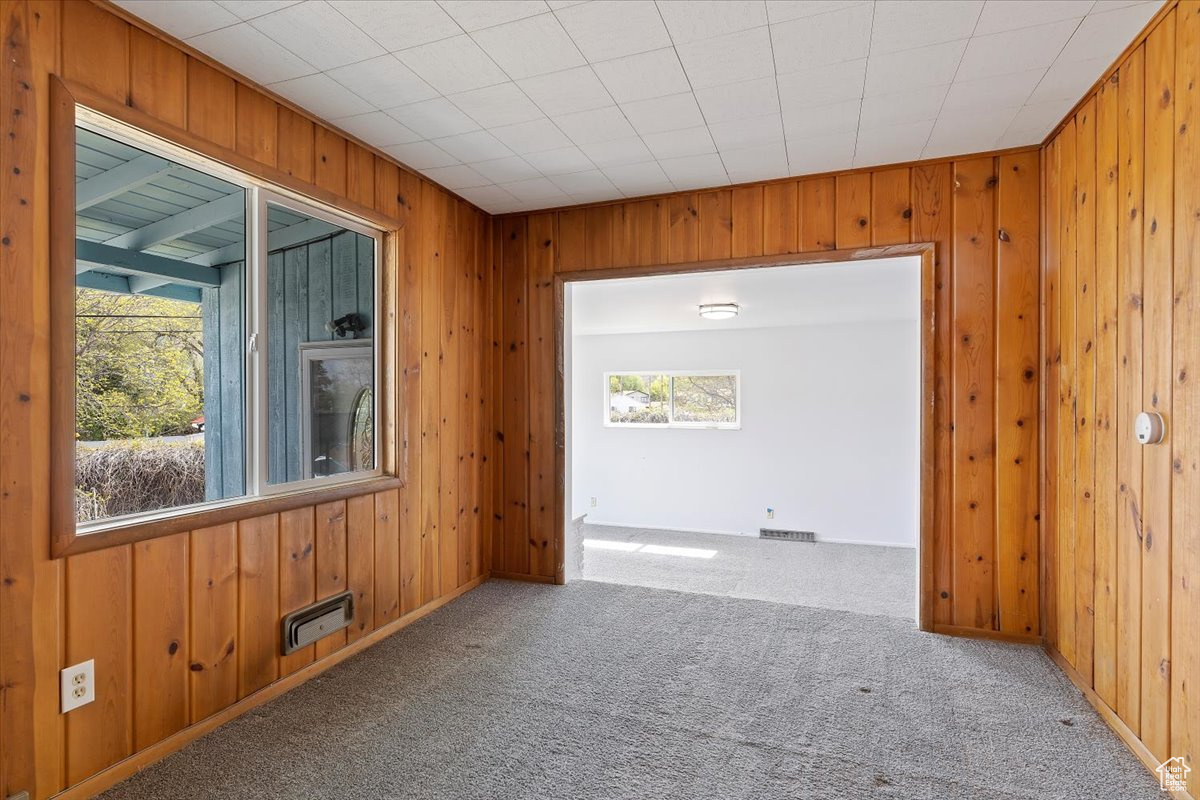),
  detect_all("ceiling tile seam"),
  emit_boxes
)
[763,2,791,173]
[997,11,1096,145]
[849,1,879,167]
[917,1,986,159]
[651,0,730,190]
